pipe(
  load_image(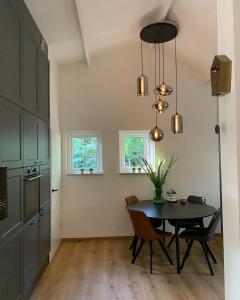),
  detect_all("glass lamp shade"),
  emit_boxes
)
[150,126,164,142]
[152,99,169,113]
[155,82,173,96]
[137,74,148,96]
[171,113,183,134]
